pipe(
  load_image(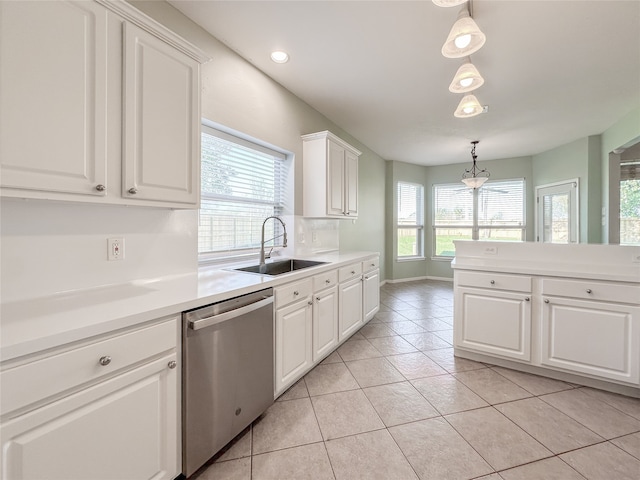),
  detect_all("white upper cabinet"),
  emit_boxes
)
[302,131,361,218]
[0,0,108,196]
[122,22,200,204]
[0,0,209,208]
